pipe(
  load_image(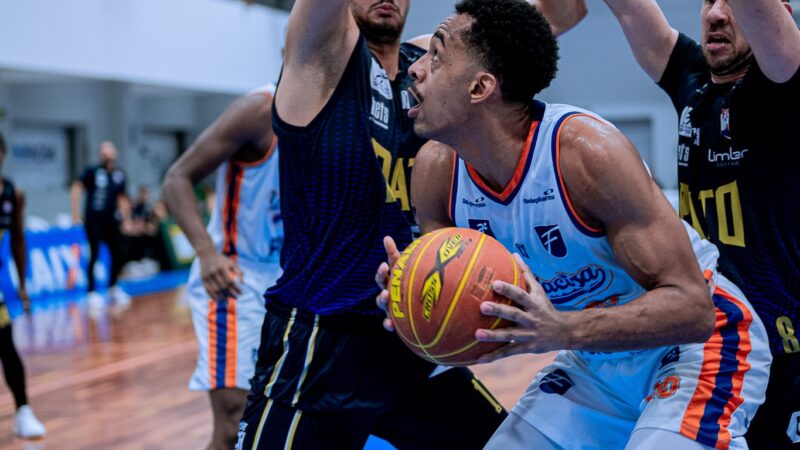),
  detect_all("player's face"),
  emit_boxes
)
[351,0,410,44]
[407,14,481,141]
[700,0,753,77]
[100,142,117,169]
